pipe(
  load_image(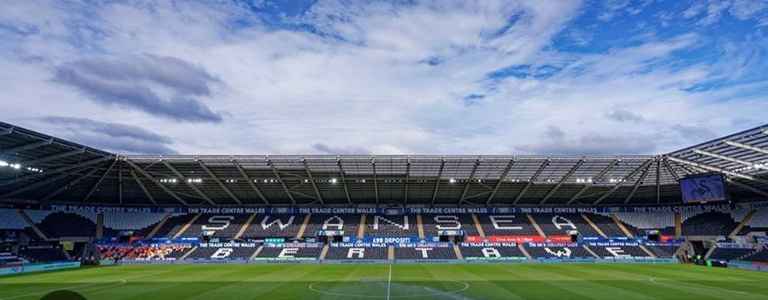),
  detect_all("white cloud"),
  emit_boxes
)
[0,0,765,156]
